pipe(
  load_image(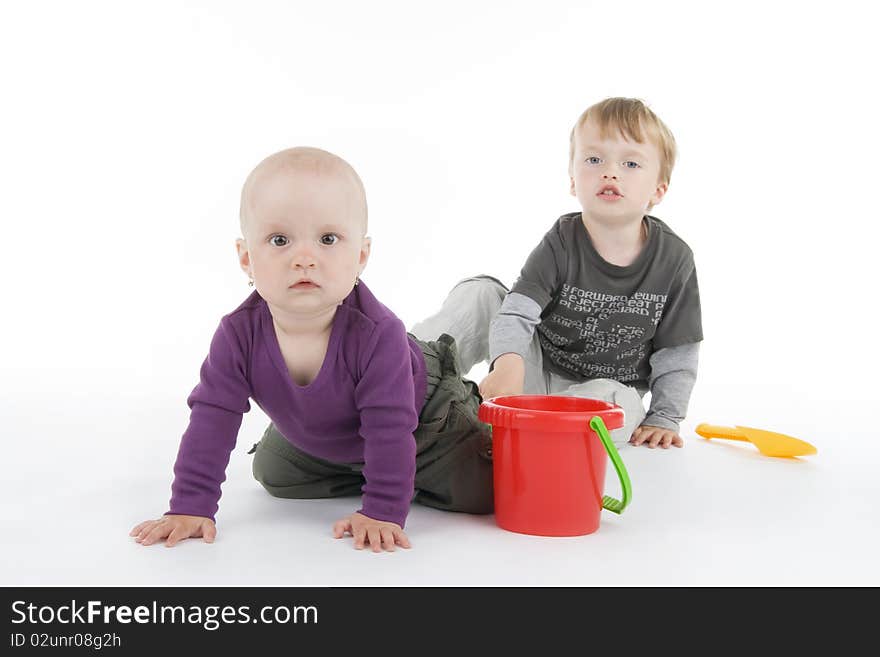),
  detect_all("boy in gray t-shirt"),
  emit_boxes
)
[411,97,702,448]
